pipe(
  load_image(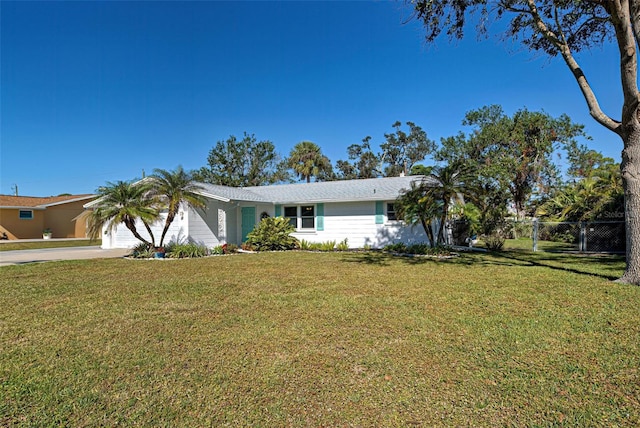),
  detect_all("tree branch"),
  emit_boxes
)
[523,0,621,135]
